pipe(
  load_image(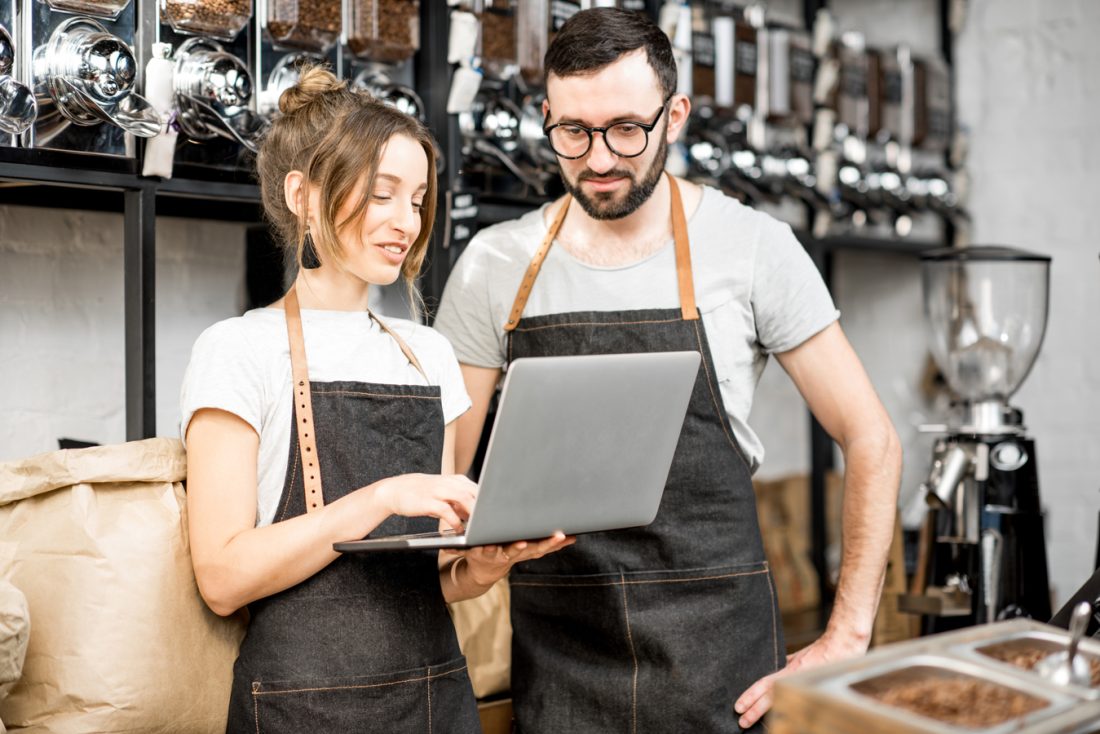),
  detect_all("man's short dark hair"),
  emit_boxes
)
[544,8,677,100]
